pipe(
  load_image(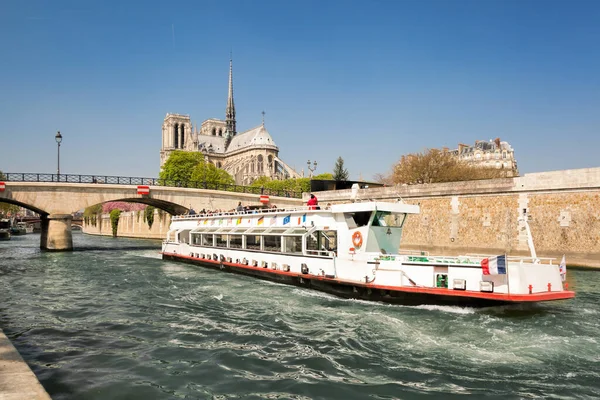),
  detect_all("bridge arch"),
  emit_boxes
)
[0,198,48,217]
